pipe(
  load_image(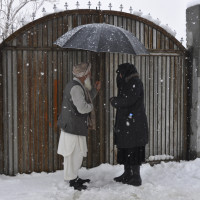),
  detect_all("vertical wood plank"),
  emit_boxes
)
[153,29,157,49]
[109,53,114,164]
[149,27,153,49]
[153,56,158,155]
[144,25,149,49]
[165,56,170,155]
[17,50,23,173]
[173,57,178,158]
[149,56,154,155]
[48,50,53,171]
[105,53,110,163]
[28,50,34,172]
[43,51,49,171]
[157,56,162,155]
[23,50,29,173]
[0,51,4,174]
[169,57,174,156]
[161,56,166,155]
[145,56,150,158]
[7,50,14,175]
